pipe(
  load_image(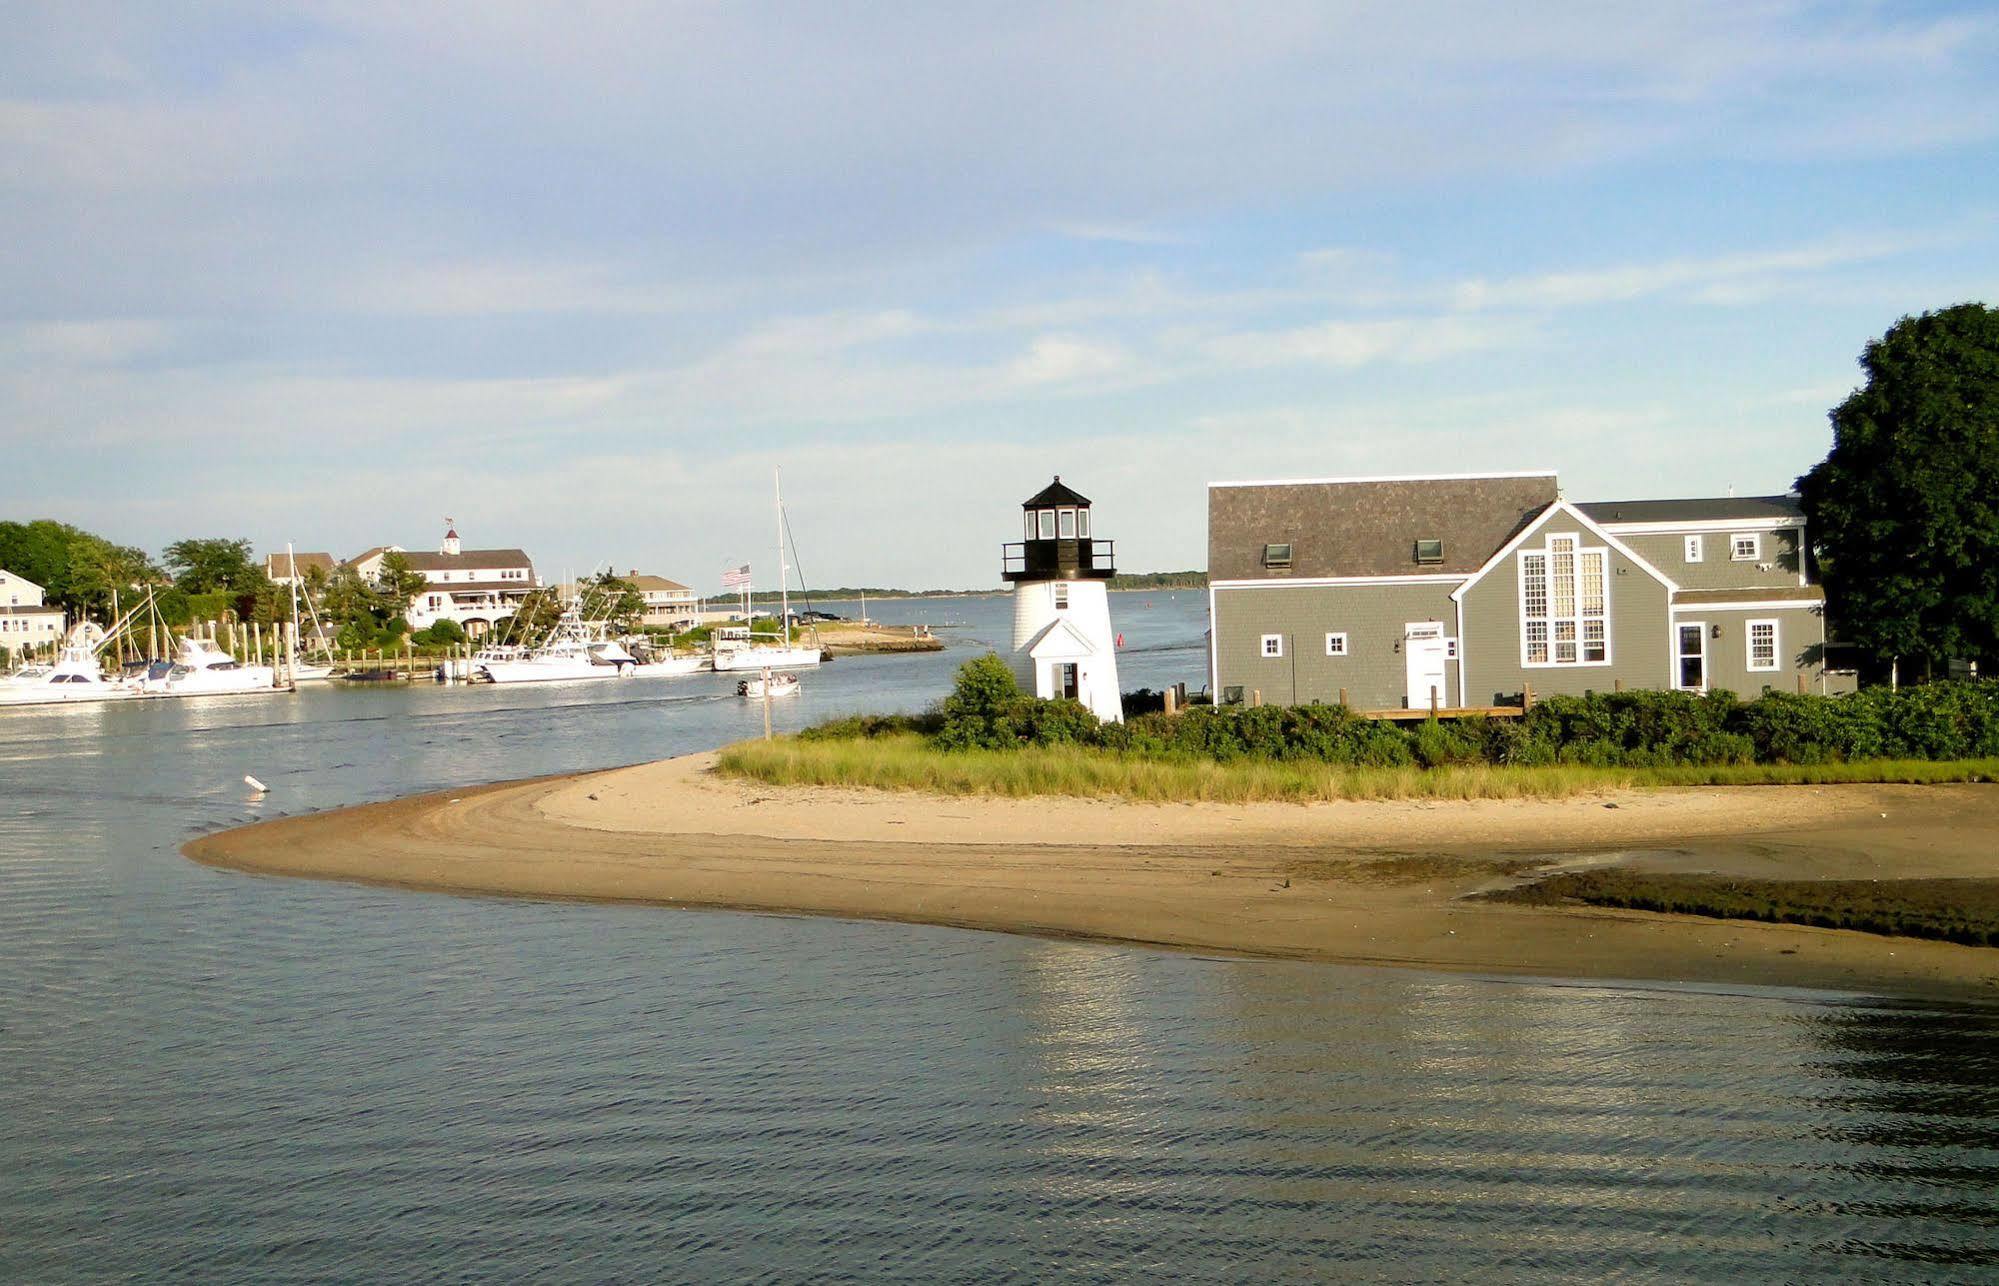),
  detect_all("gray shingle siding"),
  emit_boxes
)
[1212,582,1459,707]
[1458,507,1674,703]
[1617,528,1803,592]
